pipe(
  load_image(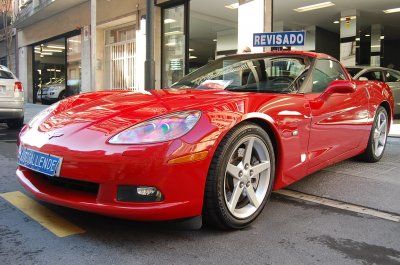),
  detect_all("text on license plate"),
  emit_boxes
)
[18,147,63,177]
